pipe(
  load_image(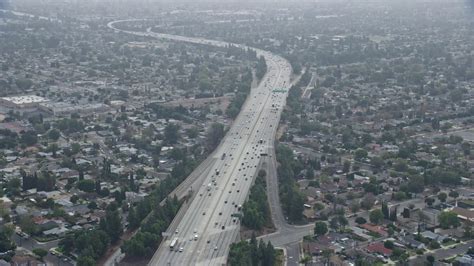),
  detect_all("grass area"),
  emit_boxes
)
[442,240,457,247]
[351,234,367,242]
[440,256,458,264]
[275,248,285,266]
[367,231,381,238]
[34,235,59,243]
